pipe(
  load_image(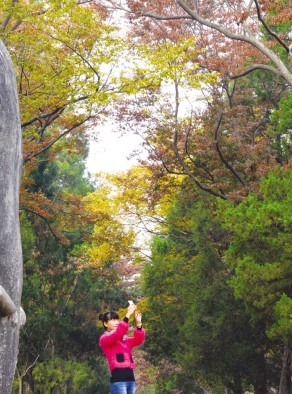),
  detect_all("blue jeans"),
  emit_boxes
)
[110,381,136,394]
